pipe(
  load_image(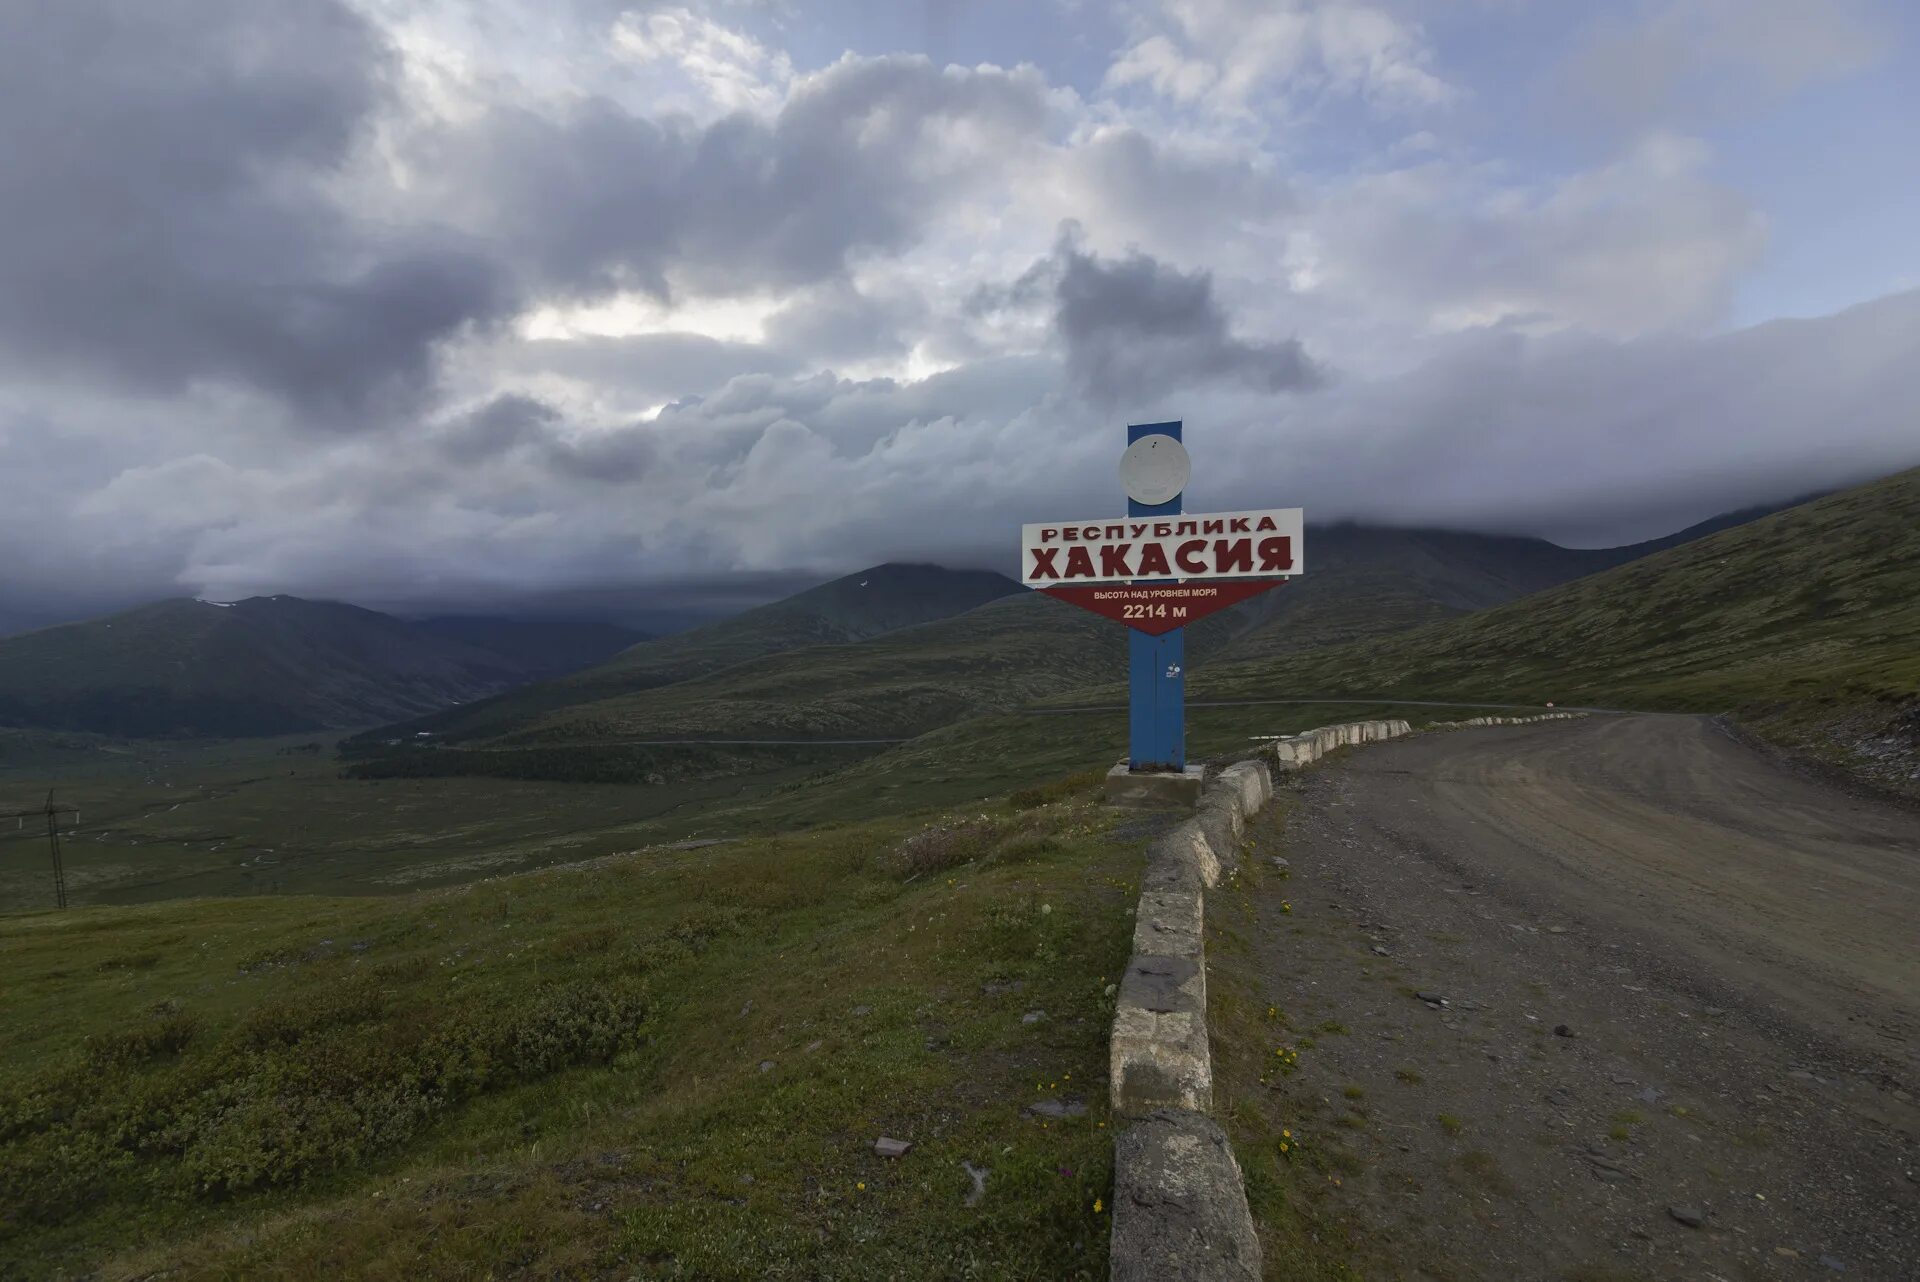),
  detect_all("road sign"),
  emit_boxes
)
[1022,421,1304,774]
[1020,506,1304,586]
